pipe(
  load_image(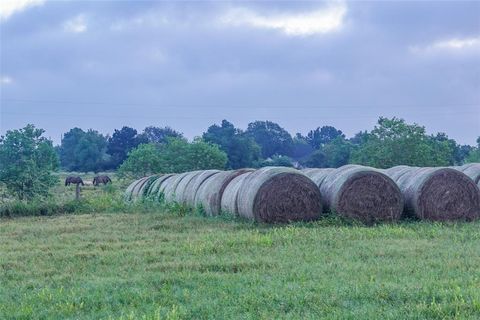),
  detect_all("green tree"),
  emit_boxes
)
[0,124,58,200]
[306,126,345,149]
[142,126,183,144]
[257,155,294,168]
[465,137,480,163]
[158,138,228,173]
[118,143,163,178]
[432,132,468,165]
[350,117,453,168]
[203,120,260,169]
[304,150,327,168]
[59,128,108,172]
[107,126,147,168]
[322,136,352,168]
[118,138,228,178]
[290,134,314,161]
[59,127,84,170]
[303,137,351,168]
[245,121,293,158]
